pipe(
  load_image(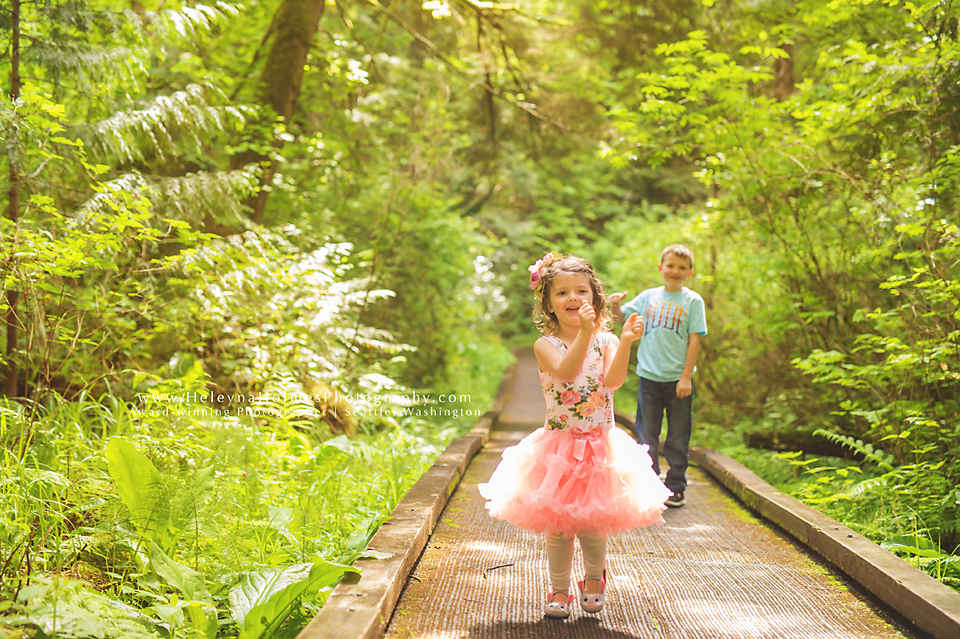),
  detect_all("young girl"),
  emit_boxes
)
[479,252,671,619]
